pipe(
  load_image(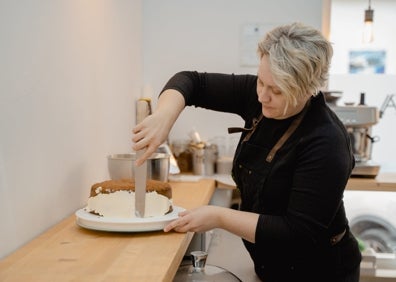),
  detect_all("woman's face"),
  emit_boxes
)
[257,55,308,119]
